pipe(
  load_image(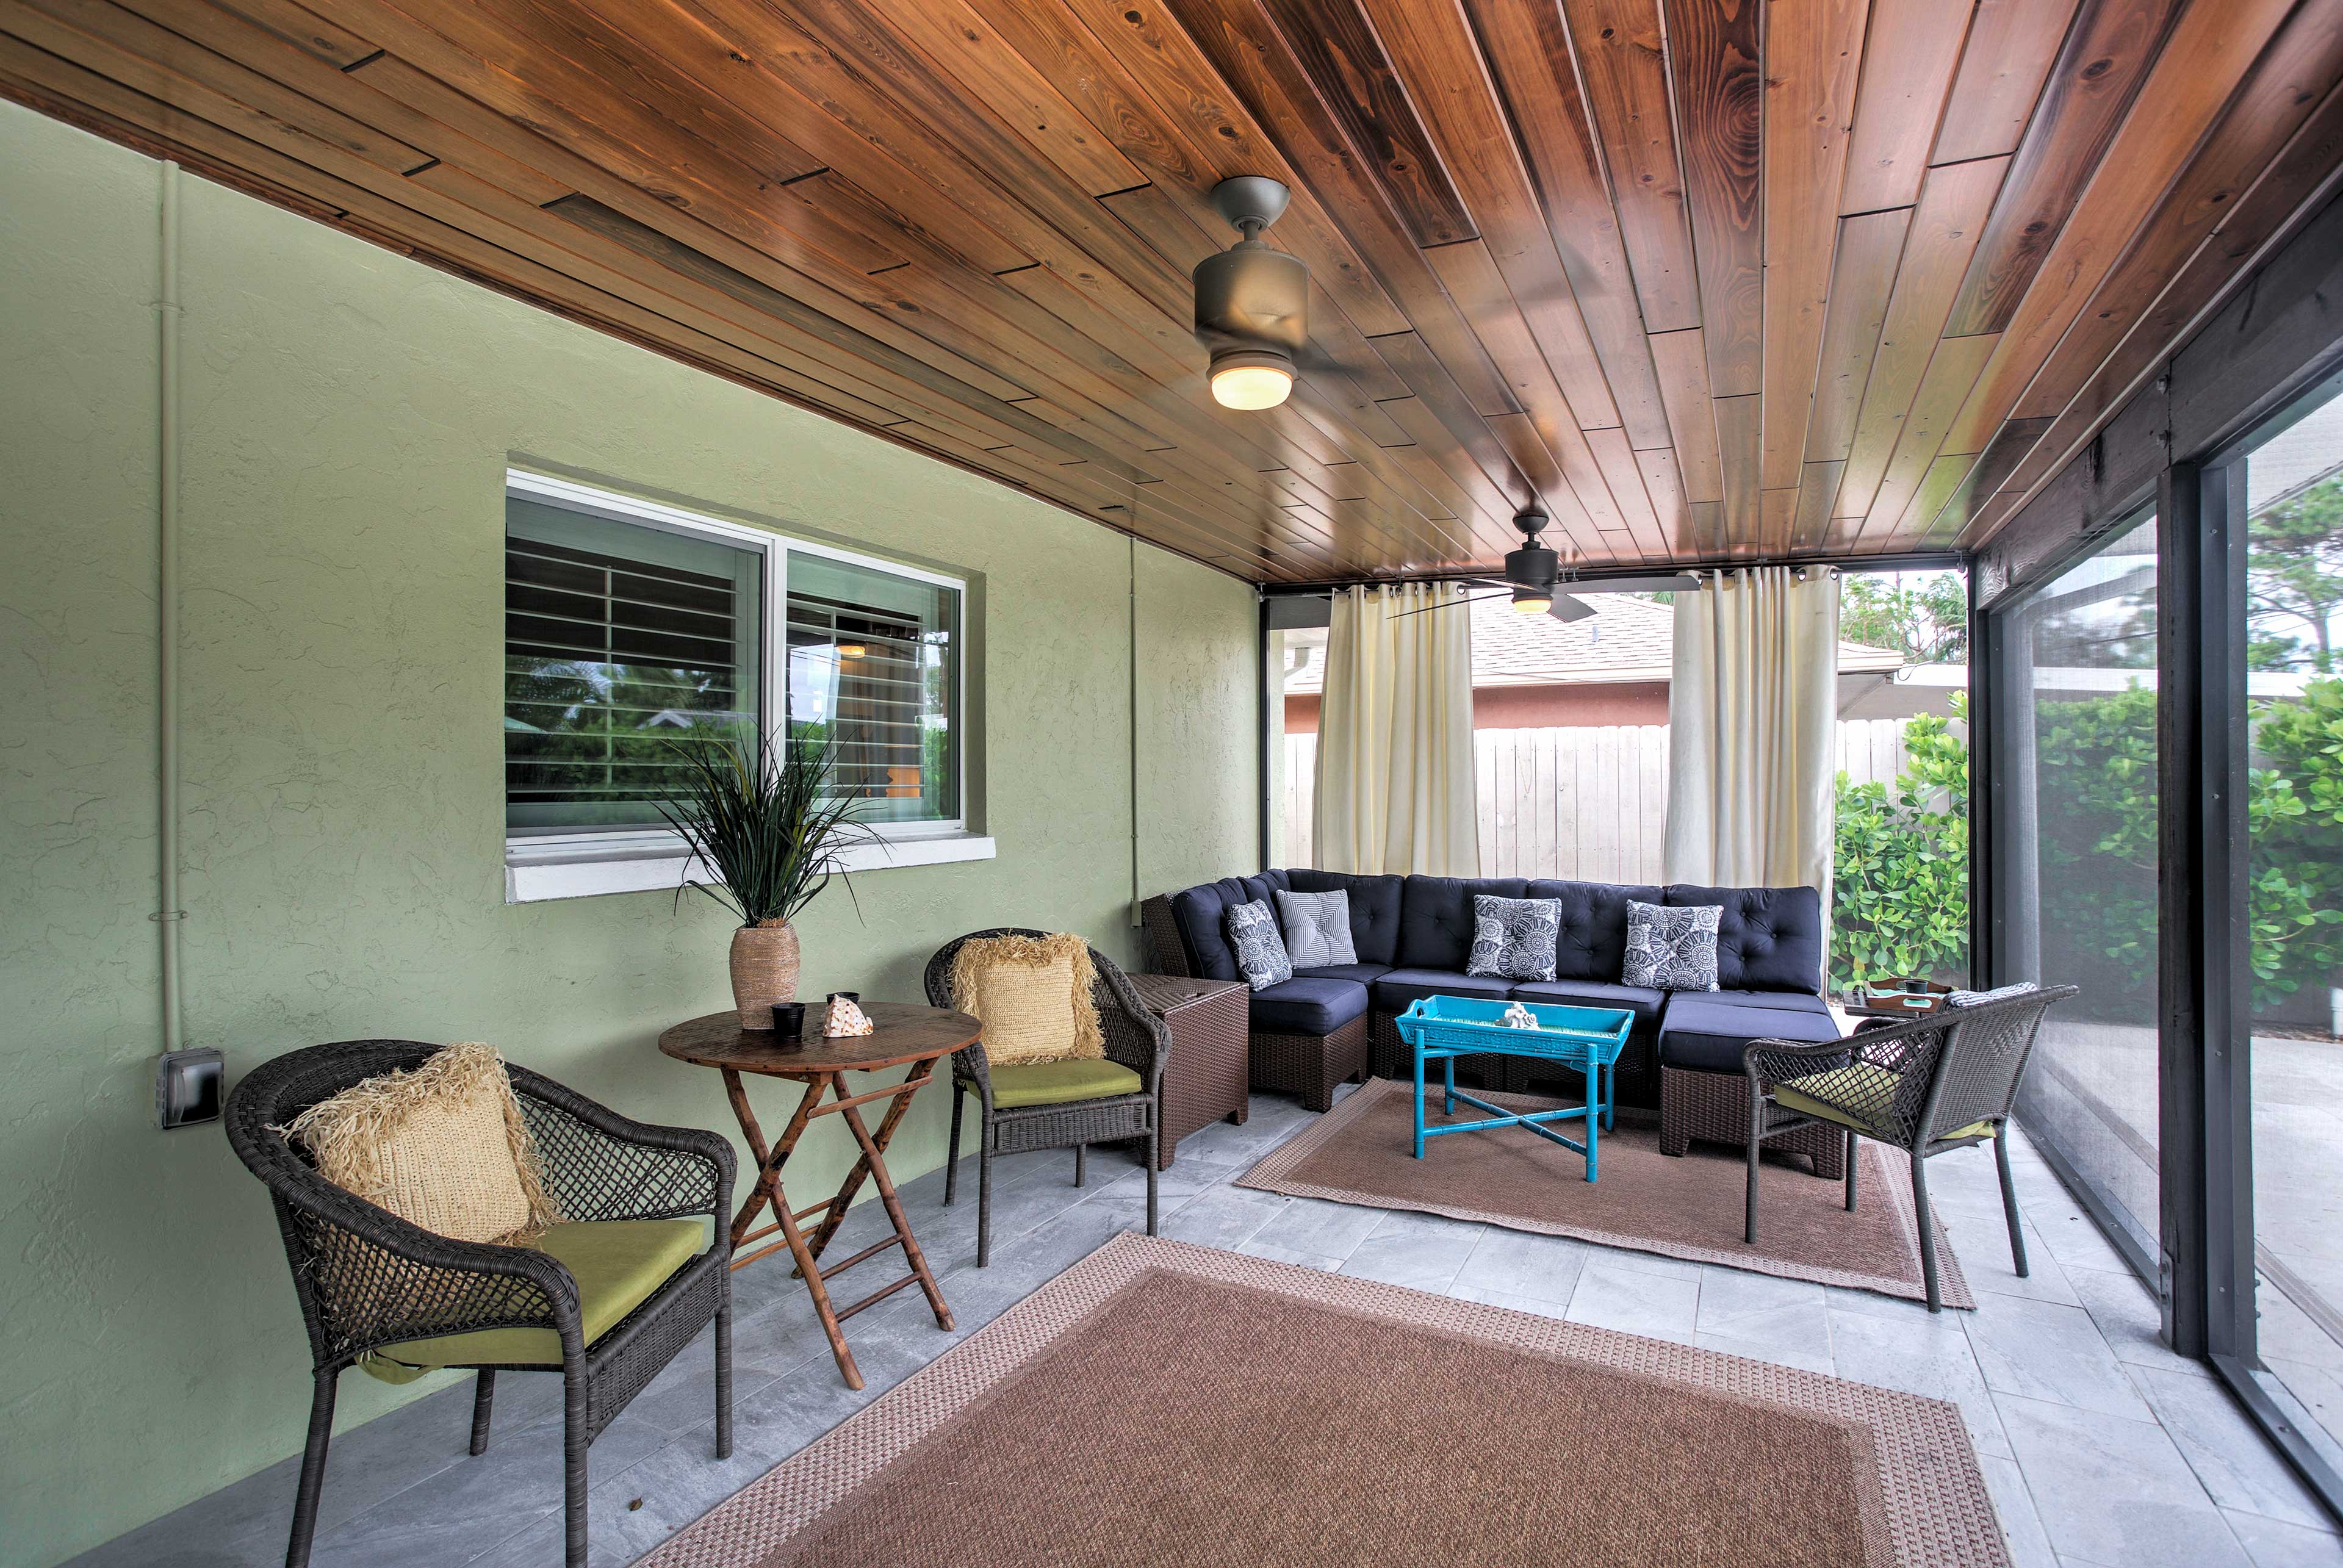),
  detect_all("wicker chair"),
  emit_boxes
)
[225,1041,736,1568]
[1742,985,2077,1312]
[924,931,1170,1267]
